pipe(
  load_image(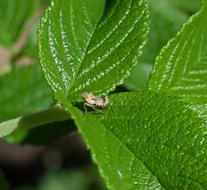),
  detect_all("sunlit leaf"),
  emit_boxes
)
[149,0,207,120]
[38,0,149,102]
[124,0,187,91]
[68,92,207,190]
